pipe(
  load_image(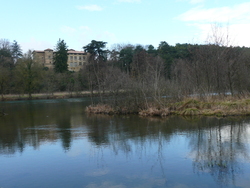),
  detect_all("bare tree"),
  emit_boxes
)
[0,66,11,100]
[15,50,43,99]
[0,39,13,68]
